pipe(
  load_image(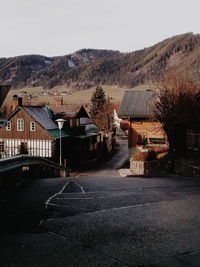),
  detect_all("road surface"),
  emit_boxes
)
[1,137,200,266]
